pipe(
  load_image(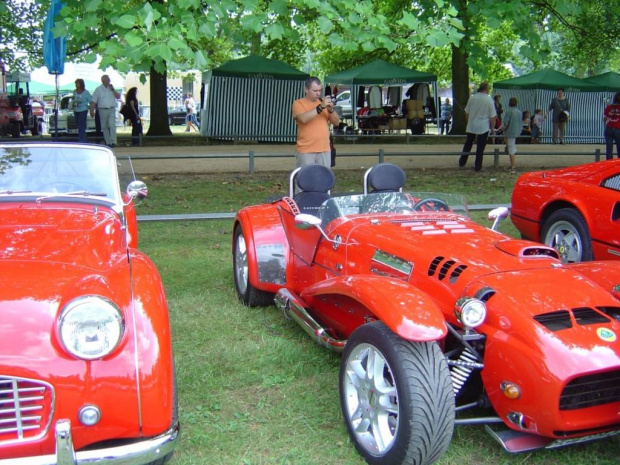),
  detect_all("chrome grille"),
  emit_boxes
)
[0,376,54,445]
